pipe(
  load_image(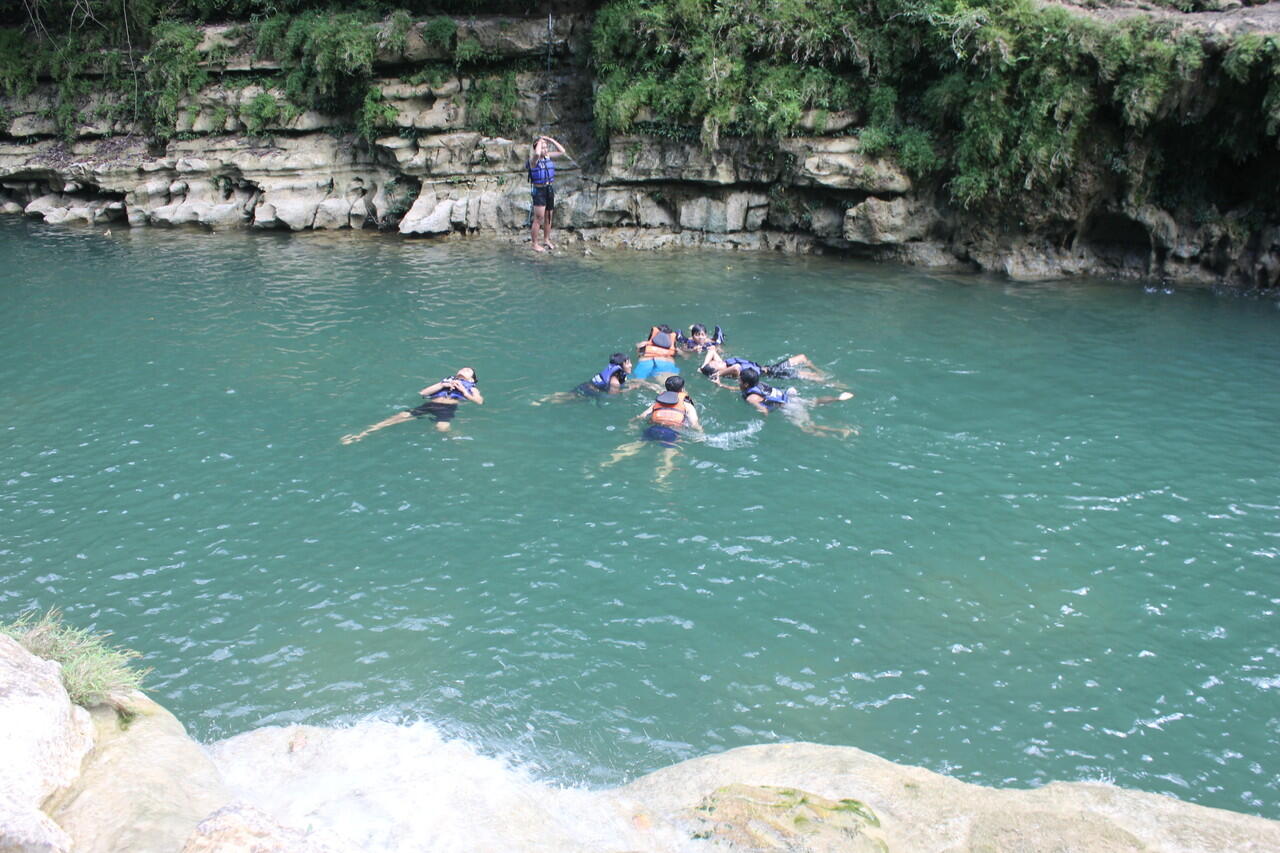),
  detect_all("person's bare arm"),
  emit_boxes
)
[418,381,446,397]
[542,136,567,156]
[685,405,703,430]
[744,393,770,415]
[461,384,484,405]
